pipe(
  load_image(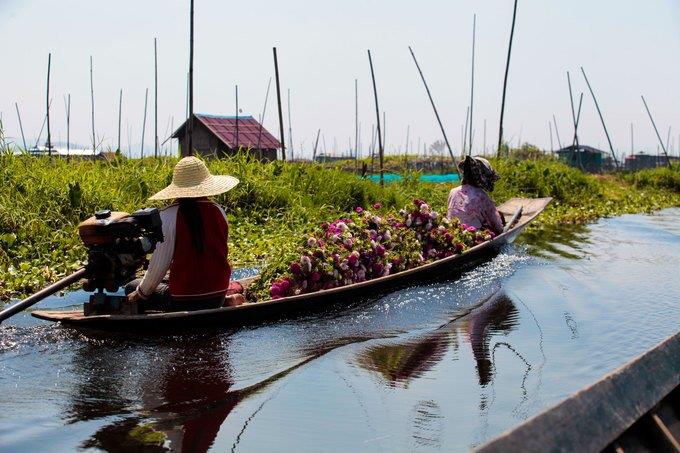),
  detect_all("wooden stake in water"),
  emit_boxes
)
[154,38,159,158]
[14,102,27,151]
[581,67,620,168]
[312,128,321,161]
[46,53,52,155]
[273,47,286,160]
[641,95,672,168]
[468,14,476,156]
[549,121,554,154]
[90,55,96,152]
[552,114,563,149]
[367,50,384,186]
[186,0,194,156]
[462,106,470,158]
[630,123,634,157]
[408,46,456,165]
[497,0,519,157]
[567,71,578,146]
[141,88,148,159]
[34,103,51,150]
[117,89,122,153]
